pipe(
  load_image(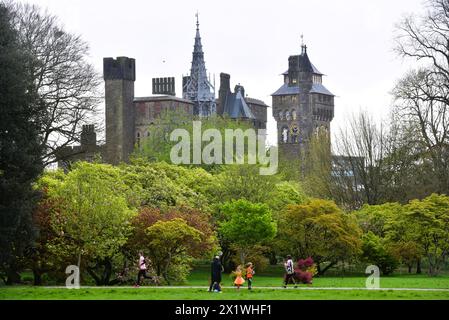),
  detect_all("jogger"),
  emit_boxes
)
[135,252,152,287]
